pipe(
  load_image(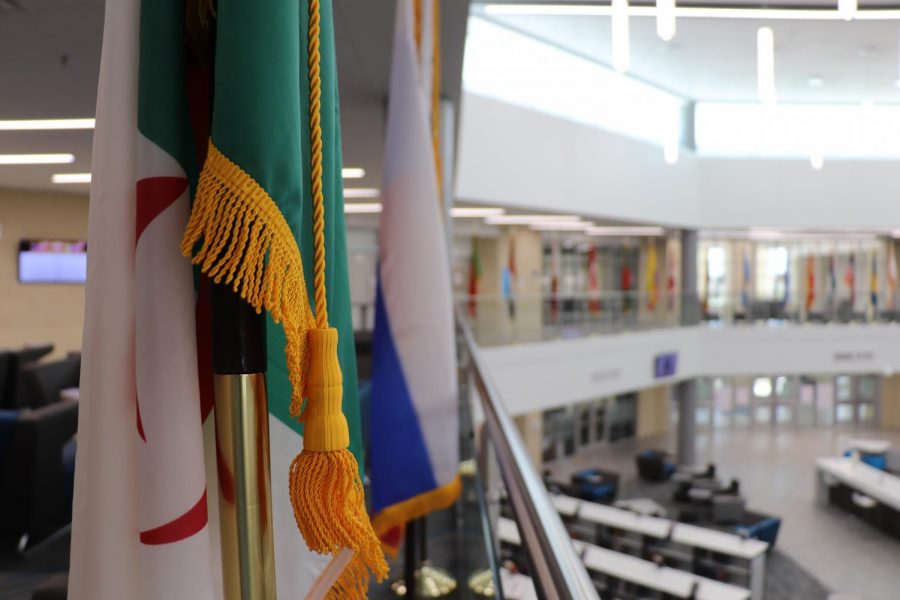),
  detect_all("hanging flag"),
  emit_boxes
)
[587,244,601,314]
[665,242,676,312]
[646,241,659,310]
[71,1,387,598]
[846,254,857,305]
[503,234,518,319]
[467,237,482,318]
[71,1,213,597]
[741,247,752,307]
[829,253,838,307]
[805,254,816,313]
[870,252,879,308]
[549,235,561,323]
[369,0,461,554]
[621,261,634,313]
